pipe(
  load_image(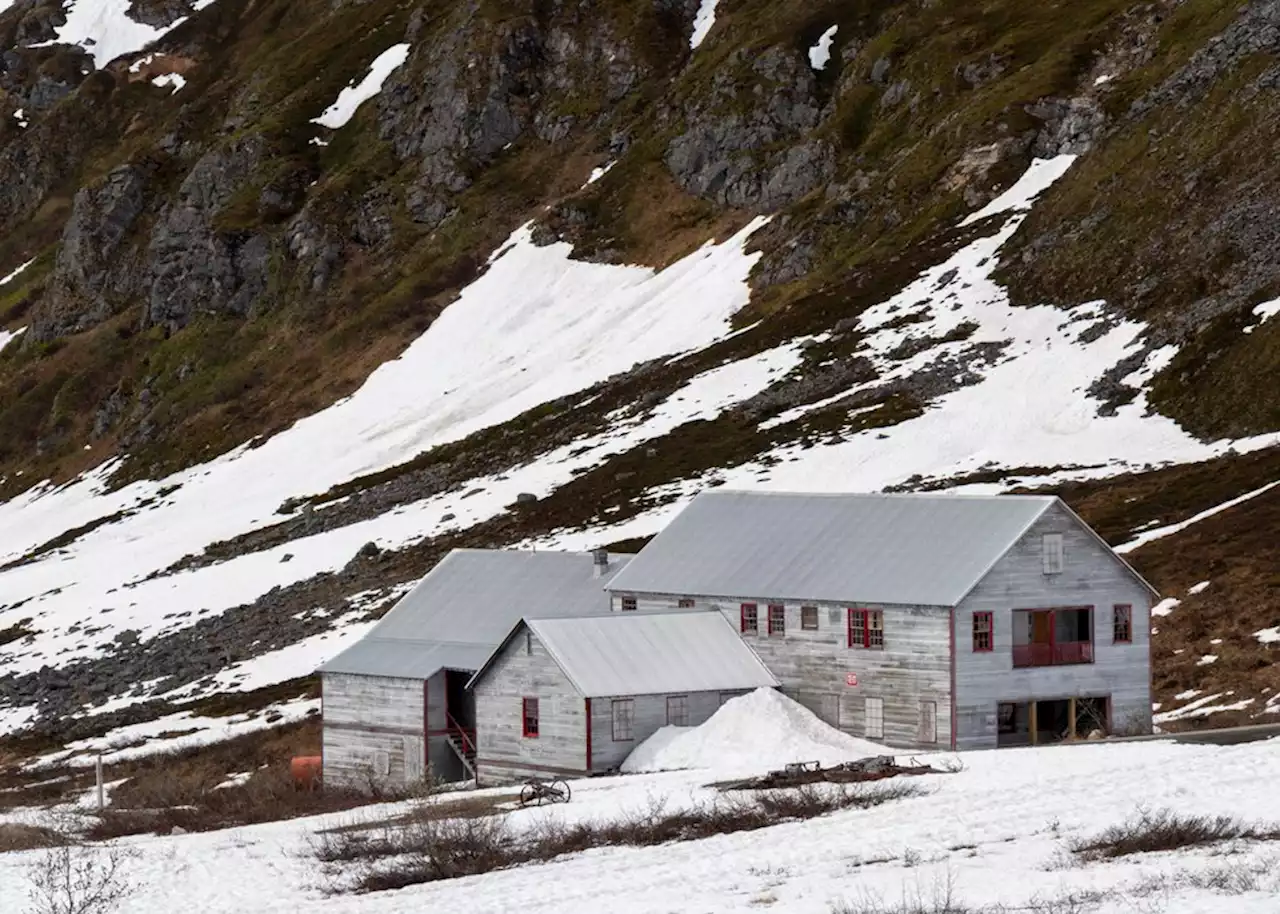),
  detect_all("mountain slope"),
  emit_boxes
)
[1,0,1278,761]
